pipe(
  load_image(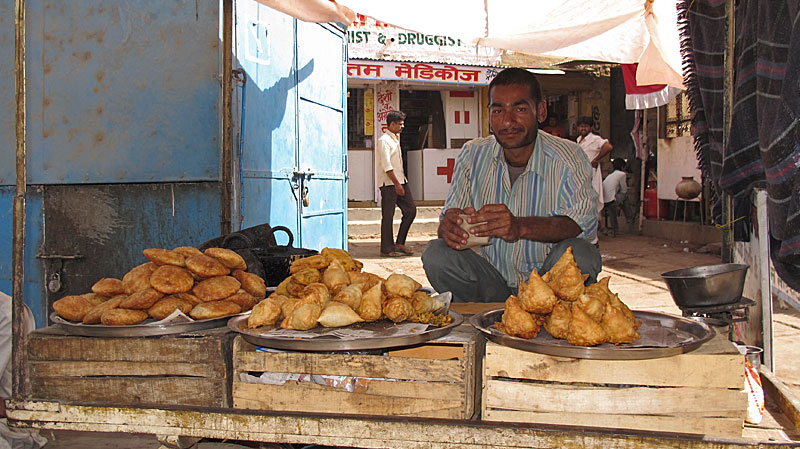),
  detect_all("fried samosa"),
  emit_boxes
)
[385,273,422,298]
[356,281,383,321]
[247,297,282,328]
[518,268,557,314]
[496,295,540,339]
[318,302,364,327]
[332,284,363,310]
[383,296,414,323]
[322,259,350,294]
